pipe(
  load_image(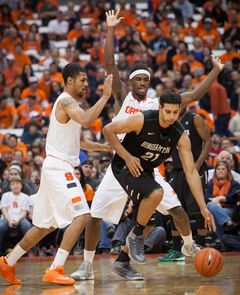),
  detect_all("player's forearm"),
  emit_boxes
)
[80,135,104,151]
[195,138,212,168]
[104,28,116,66]
[18,210,27,221]
[2,208,12,223]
